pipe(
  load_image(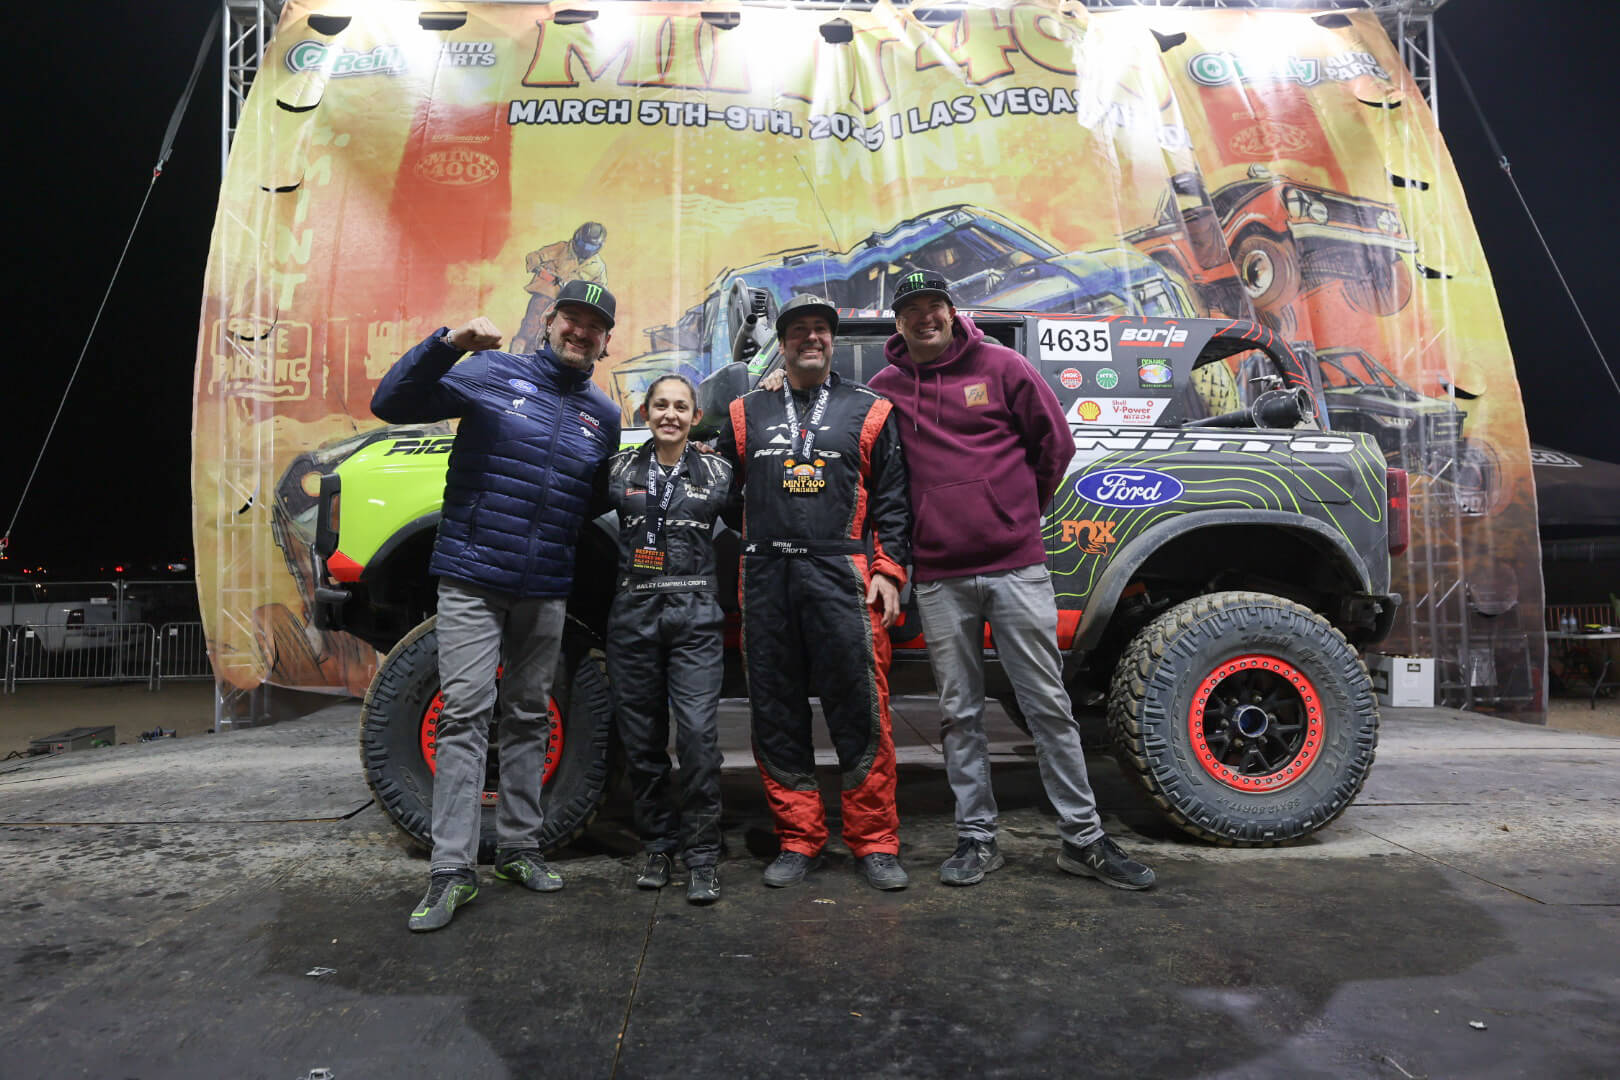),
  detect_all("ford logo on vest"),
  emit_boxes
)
[1075,468,1184,508]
